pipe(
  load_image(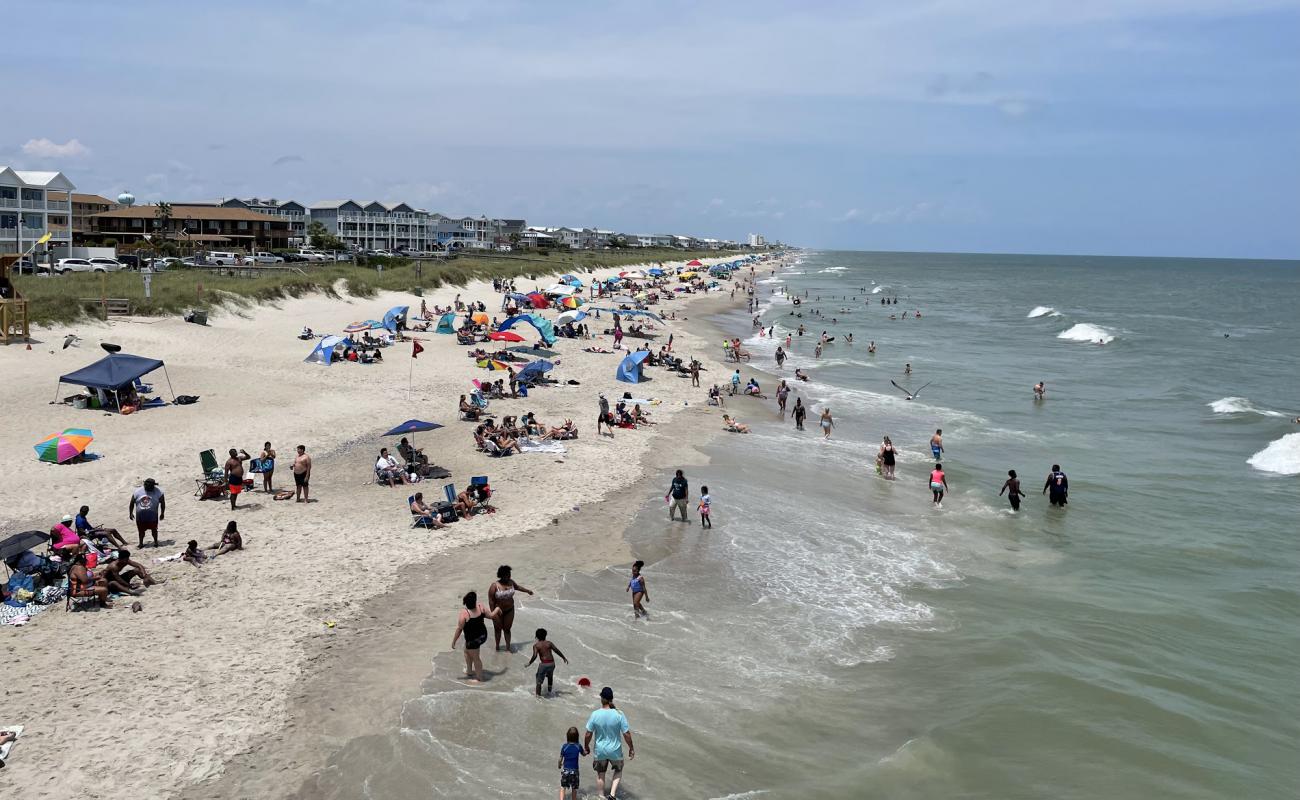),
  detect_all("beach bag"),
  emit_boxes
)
[176,395,200,405]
